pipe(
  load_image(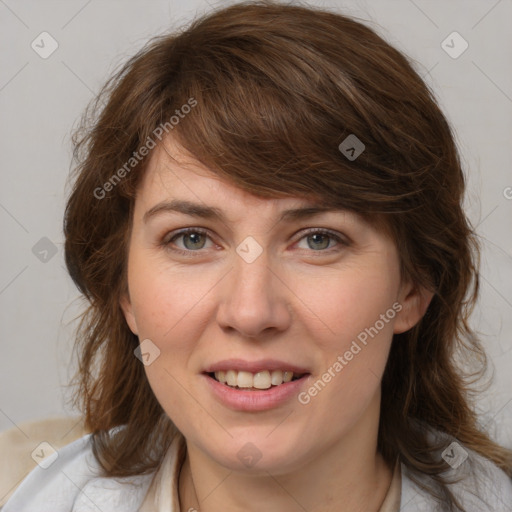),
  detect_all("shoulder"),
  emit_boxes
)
[2,433,154,512]
[400,428,512,511]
